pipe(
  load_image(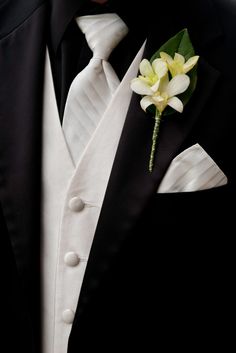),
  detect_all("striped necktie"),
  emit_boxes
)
[62,13,129,165]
